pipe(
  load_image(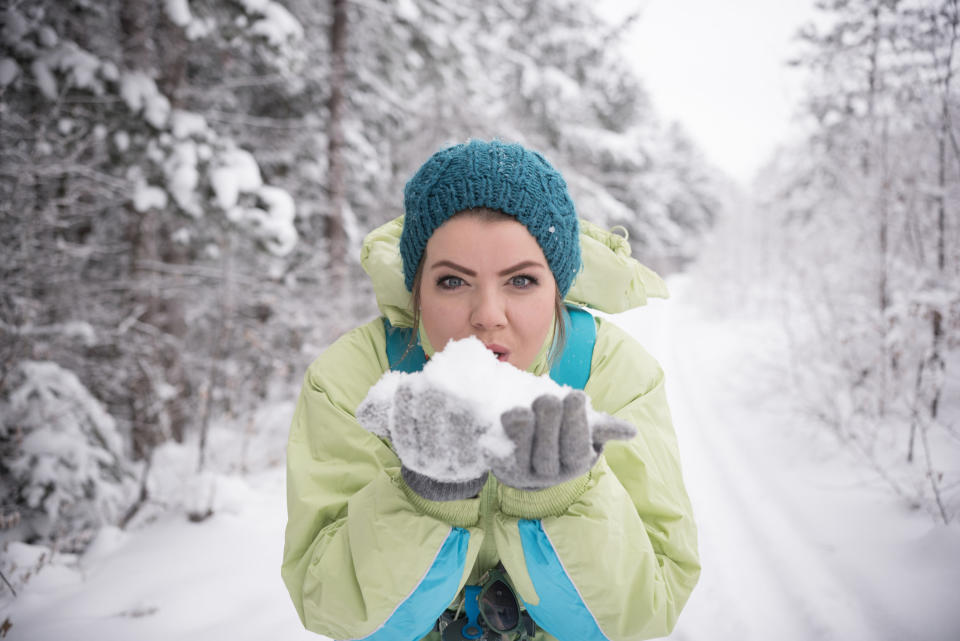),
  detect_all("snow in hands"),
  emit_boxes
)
[357,336,614,483]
